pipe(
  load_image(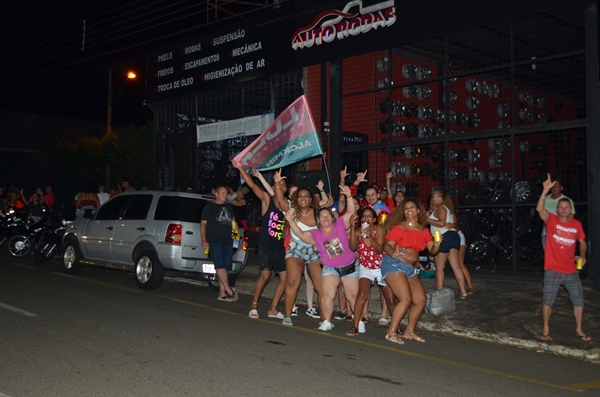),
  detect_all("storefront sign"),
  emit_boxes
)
[291,0,396,51]
[196,113,274,143]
